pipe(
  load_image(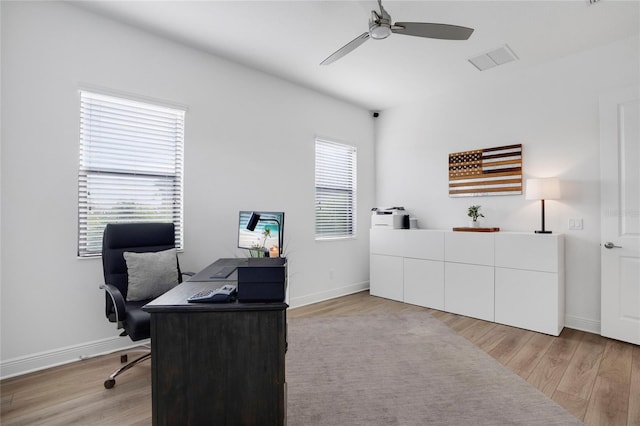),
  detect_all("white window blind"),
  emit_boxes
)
[78,91,185,257]
[315,138,357,240]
